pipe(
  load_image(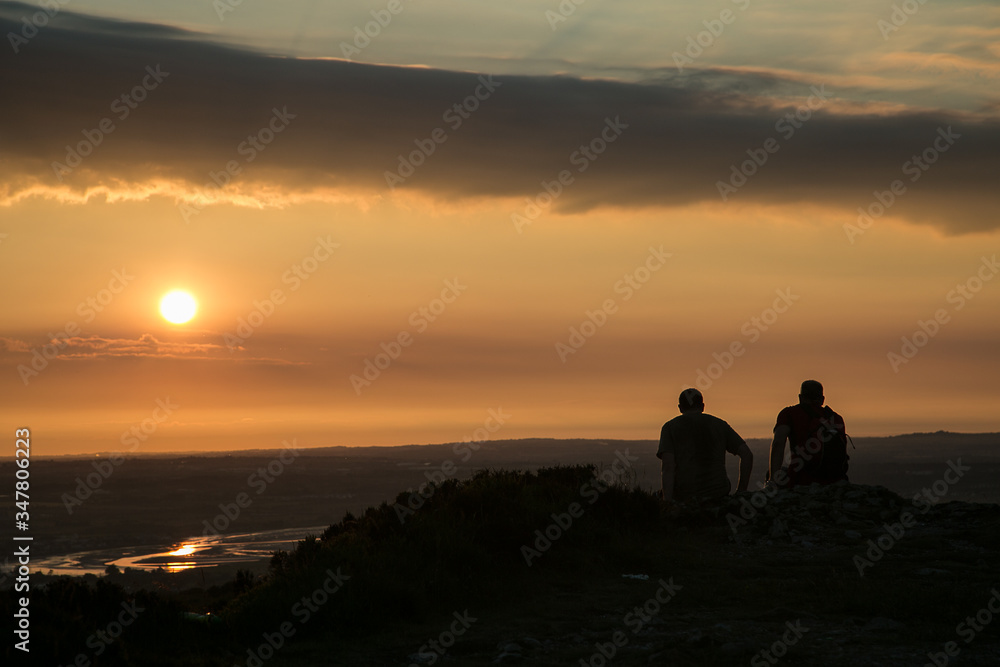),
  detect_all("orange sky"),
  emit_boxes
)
[1,2,998,455]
